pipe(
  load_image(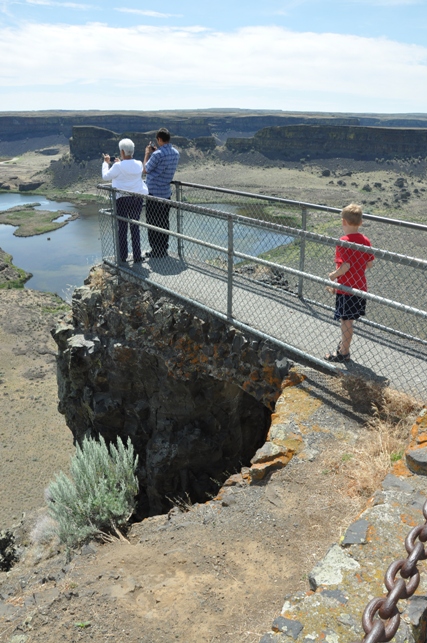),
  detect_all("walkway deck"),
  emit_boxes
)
[114,252,427,401]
